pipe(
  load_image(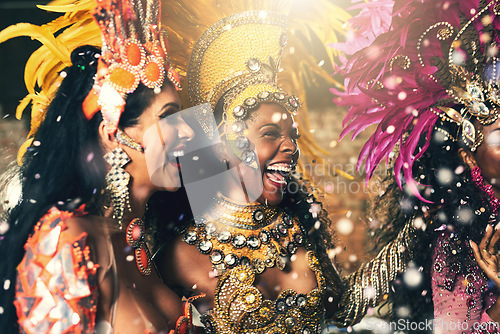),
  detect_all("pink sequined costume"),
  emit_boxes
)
[332,0,500,331]
[432,231,498,333]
